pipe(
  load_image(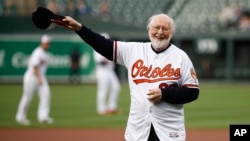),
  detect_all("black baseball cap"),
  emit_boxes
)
[32,7,66,29]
